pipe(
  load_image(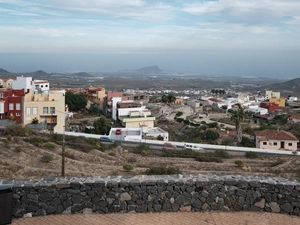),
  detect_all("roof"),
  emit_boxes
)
[208,98,223,103]
[117,102,142,108]
[289,114,300,120]
[255,130,299,141]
